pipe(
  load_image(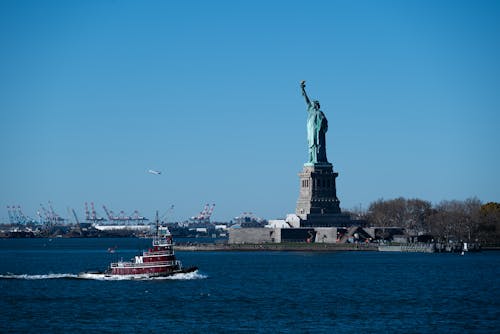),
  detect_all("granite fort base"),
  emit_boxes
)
[296,163,353,227]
